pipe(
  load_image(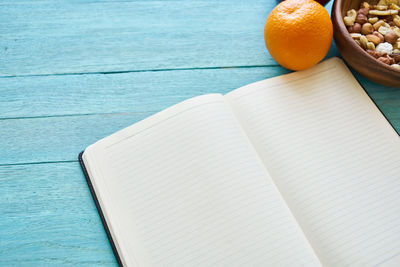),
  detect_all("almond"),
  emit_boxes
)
[366,34,382,45]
